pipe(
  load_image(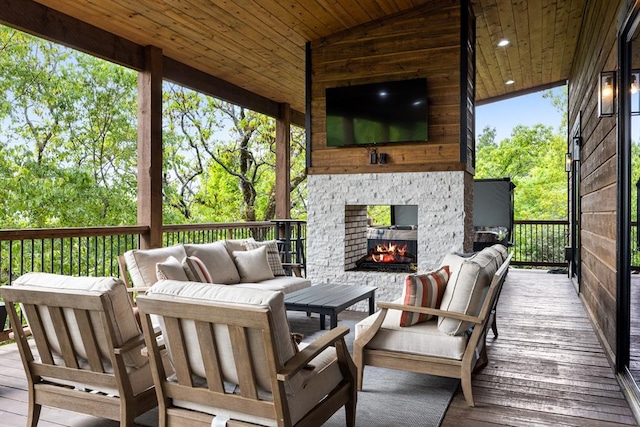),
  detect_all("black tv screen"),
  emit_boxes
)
[325,78,428,147]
